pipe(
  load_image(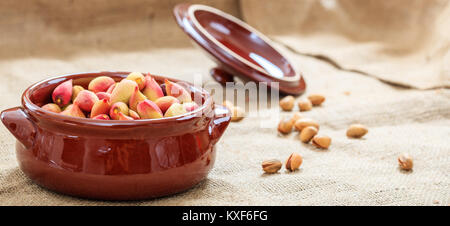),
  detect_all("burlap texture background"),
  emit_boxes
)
[0,0,449,205]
